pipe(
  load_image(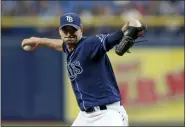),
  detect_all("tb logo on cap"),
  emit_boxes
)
[66,15,73,22]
